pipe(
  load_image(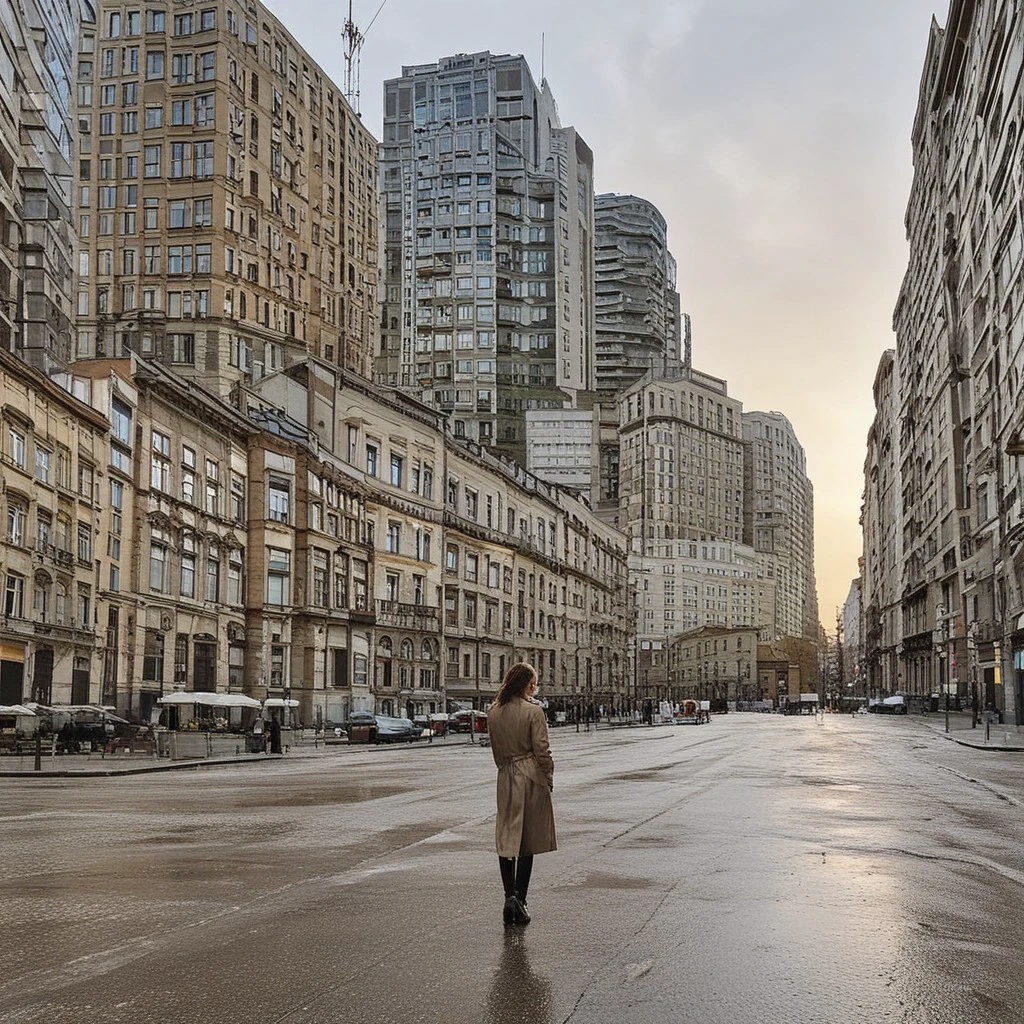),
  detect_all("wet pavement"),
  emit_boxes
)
[2,714,1024,1023]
